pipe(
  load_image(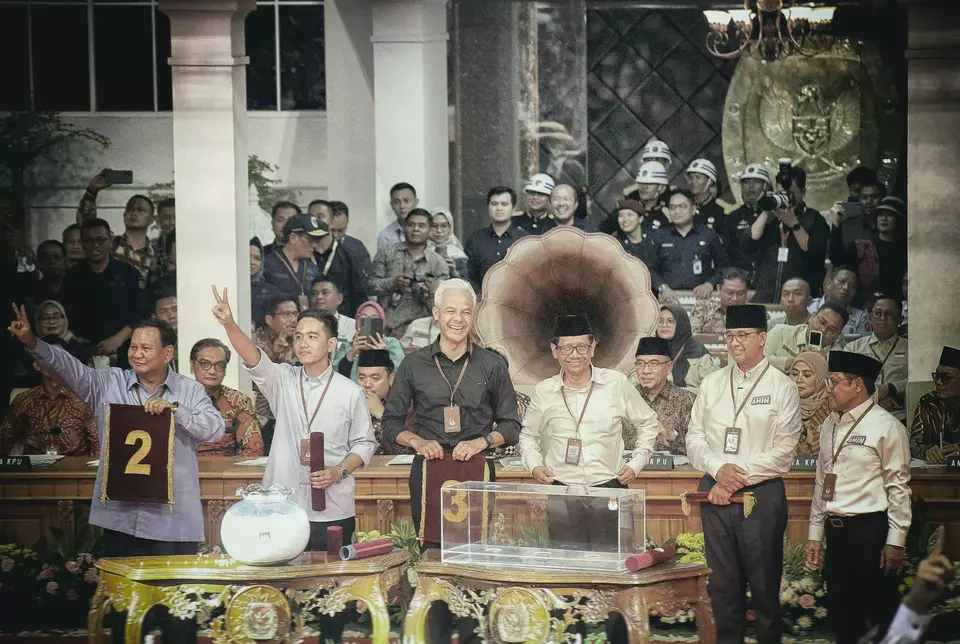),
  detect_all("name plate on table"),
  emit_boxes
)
[646,453,675,471]
[792,456,818,471]
[0,456,32,472]
[946,455,960,472]
[102,404,175,504]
